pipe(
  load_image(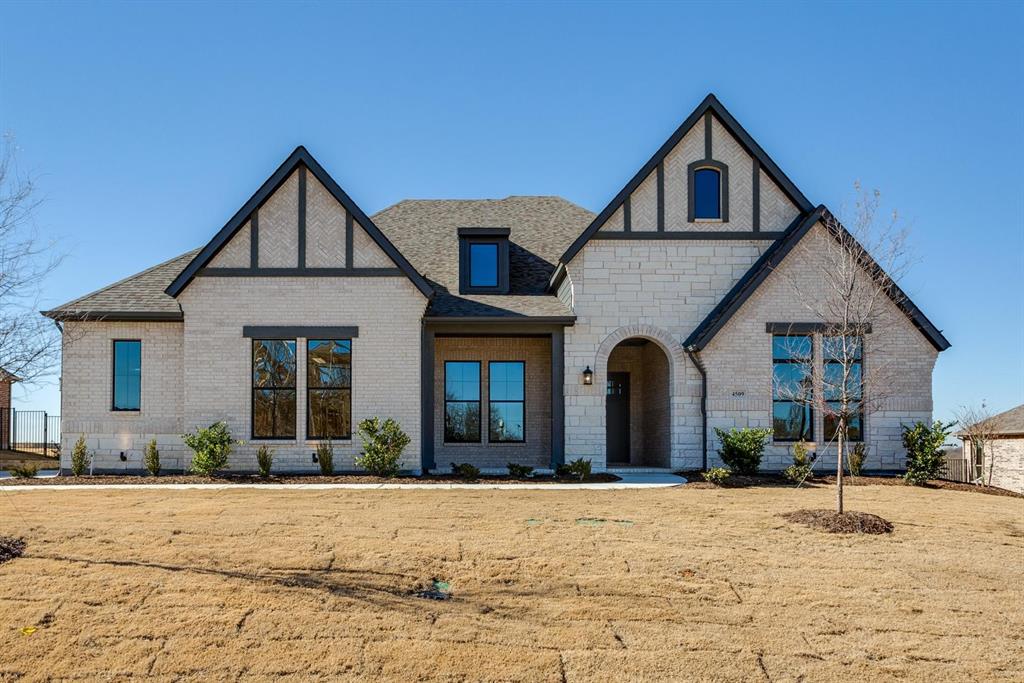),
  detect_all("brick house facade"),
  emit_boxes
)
[44,94,950,474]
